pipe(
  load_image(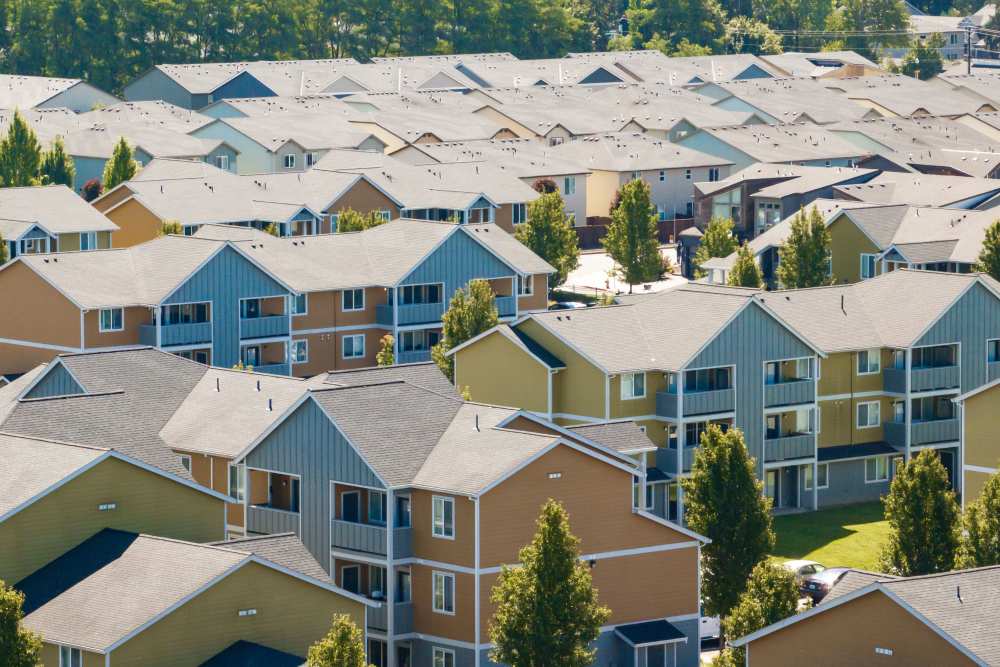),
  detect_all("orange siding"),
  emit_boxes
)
[410,489,474,568]
[83,305,147,348]
[102,197,164,248]
[517,274,550,312]
[411,564,475,641]
[0,260,80,348]
[326,179,401,226]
